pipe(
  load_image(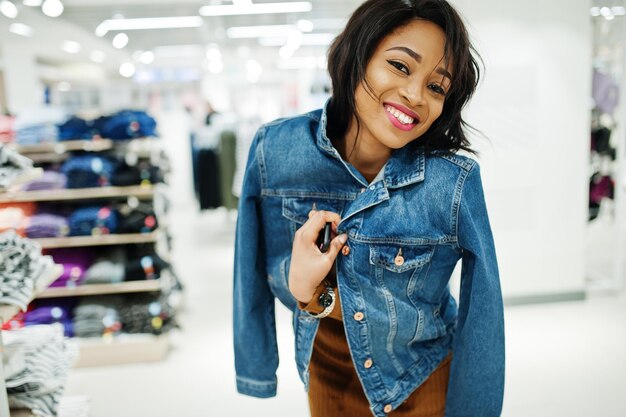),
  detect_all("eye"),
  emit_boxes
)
[387,60,409,75]
[428,83,447,97]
